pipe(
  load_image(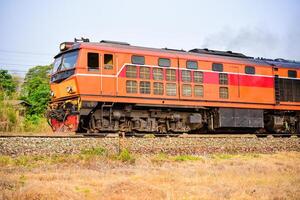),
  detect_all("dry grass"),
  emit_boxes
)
[1,151,300,200]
